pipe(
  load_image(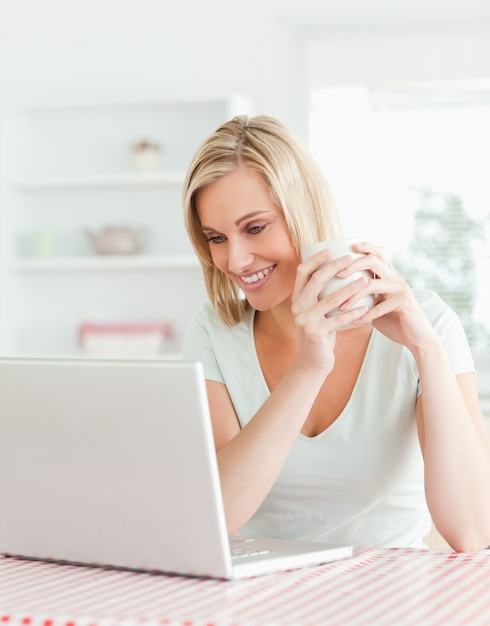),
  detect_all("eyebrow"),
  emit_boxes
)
[201,211,273,232]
